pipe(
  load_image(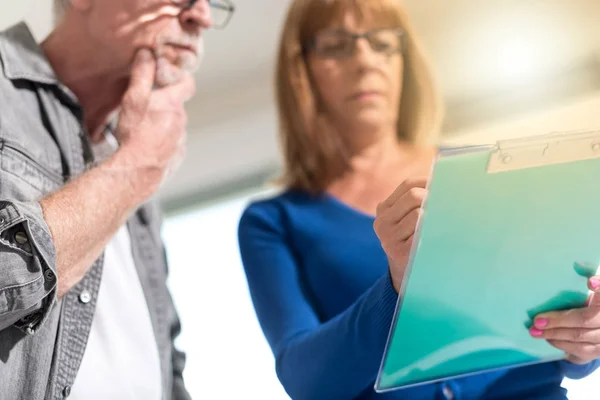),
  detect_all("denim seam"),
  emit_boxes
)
[0,274,44,315]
